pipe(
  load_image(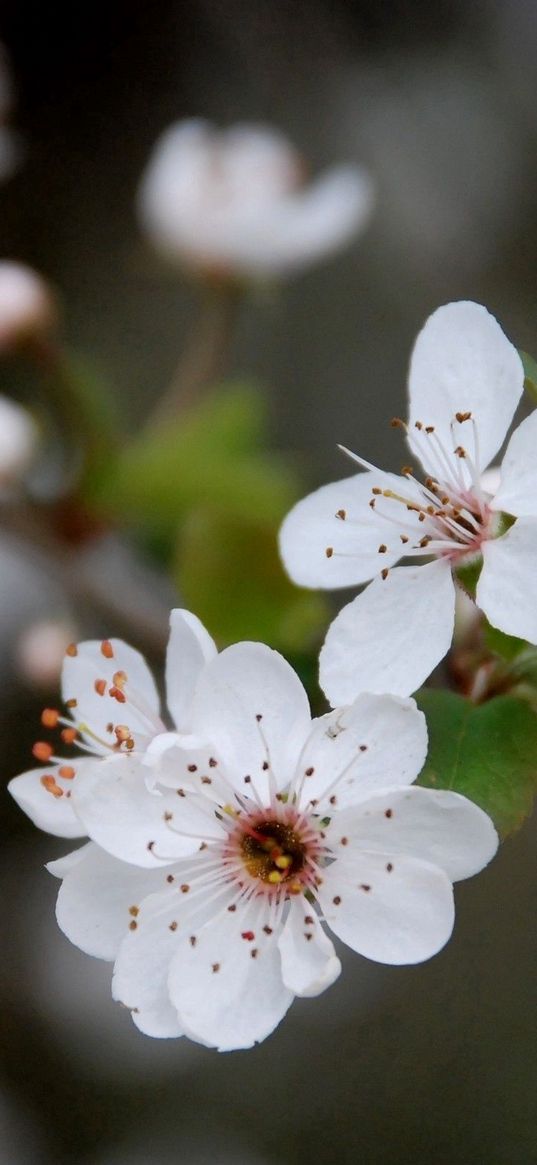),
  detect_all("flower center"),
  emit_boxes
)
[240,820,305,884]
